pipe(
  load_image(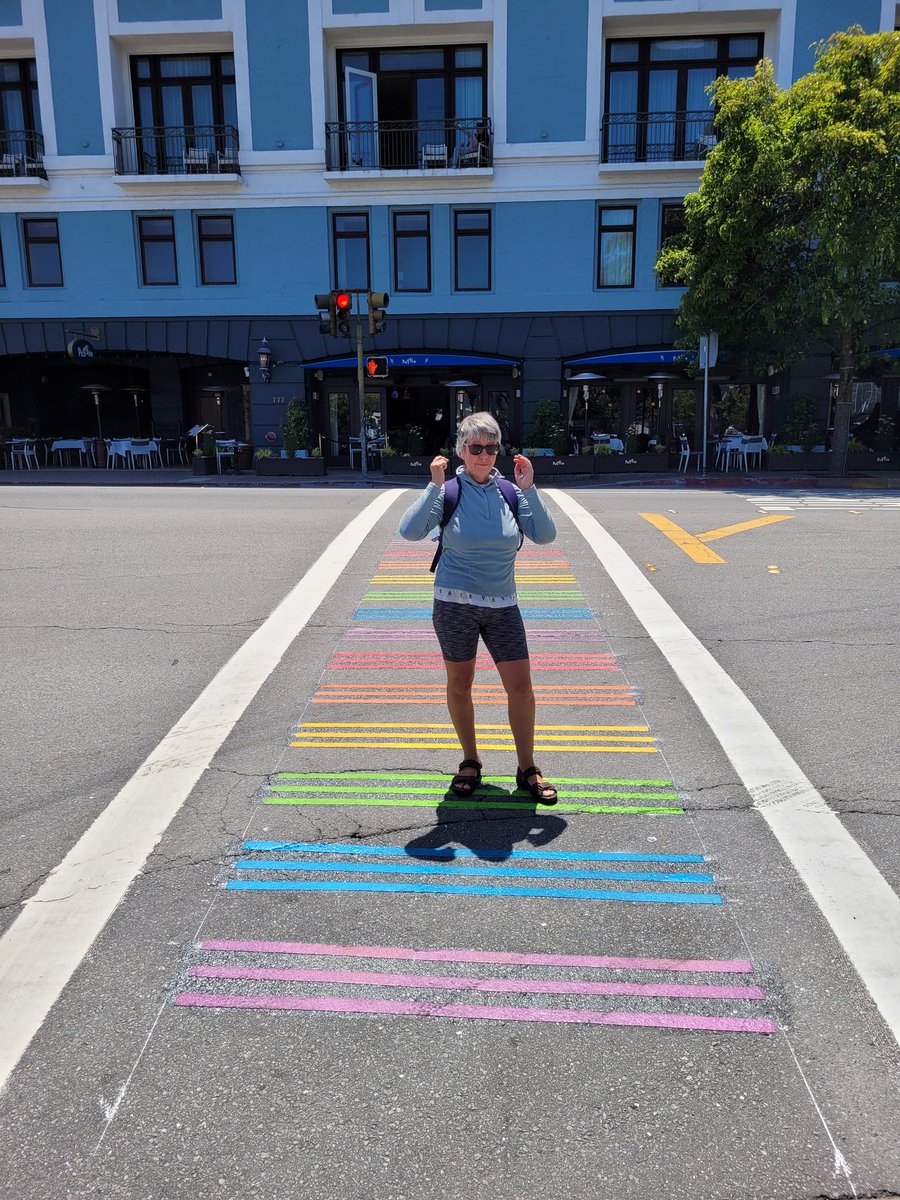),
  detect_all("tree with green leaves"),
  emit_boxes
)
[656,28,900,475]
